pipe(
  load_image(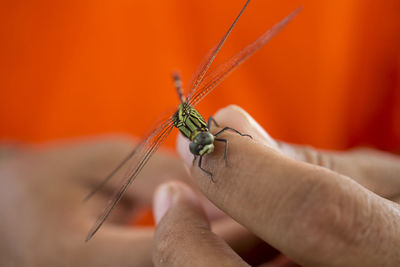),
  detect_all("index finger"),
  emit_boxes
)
[177,106,400,266]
